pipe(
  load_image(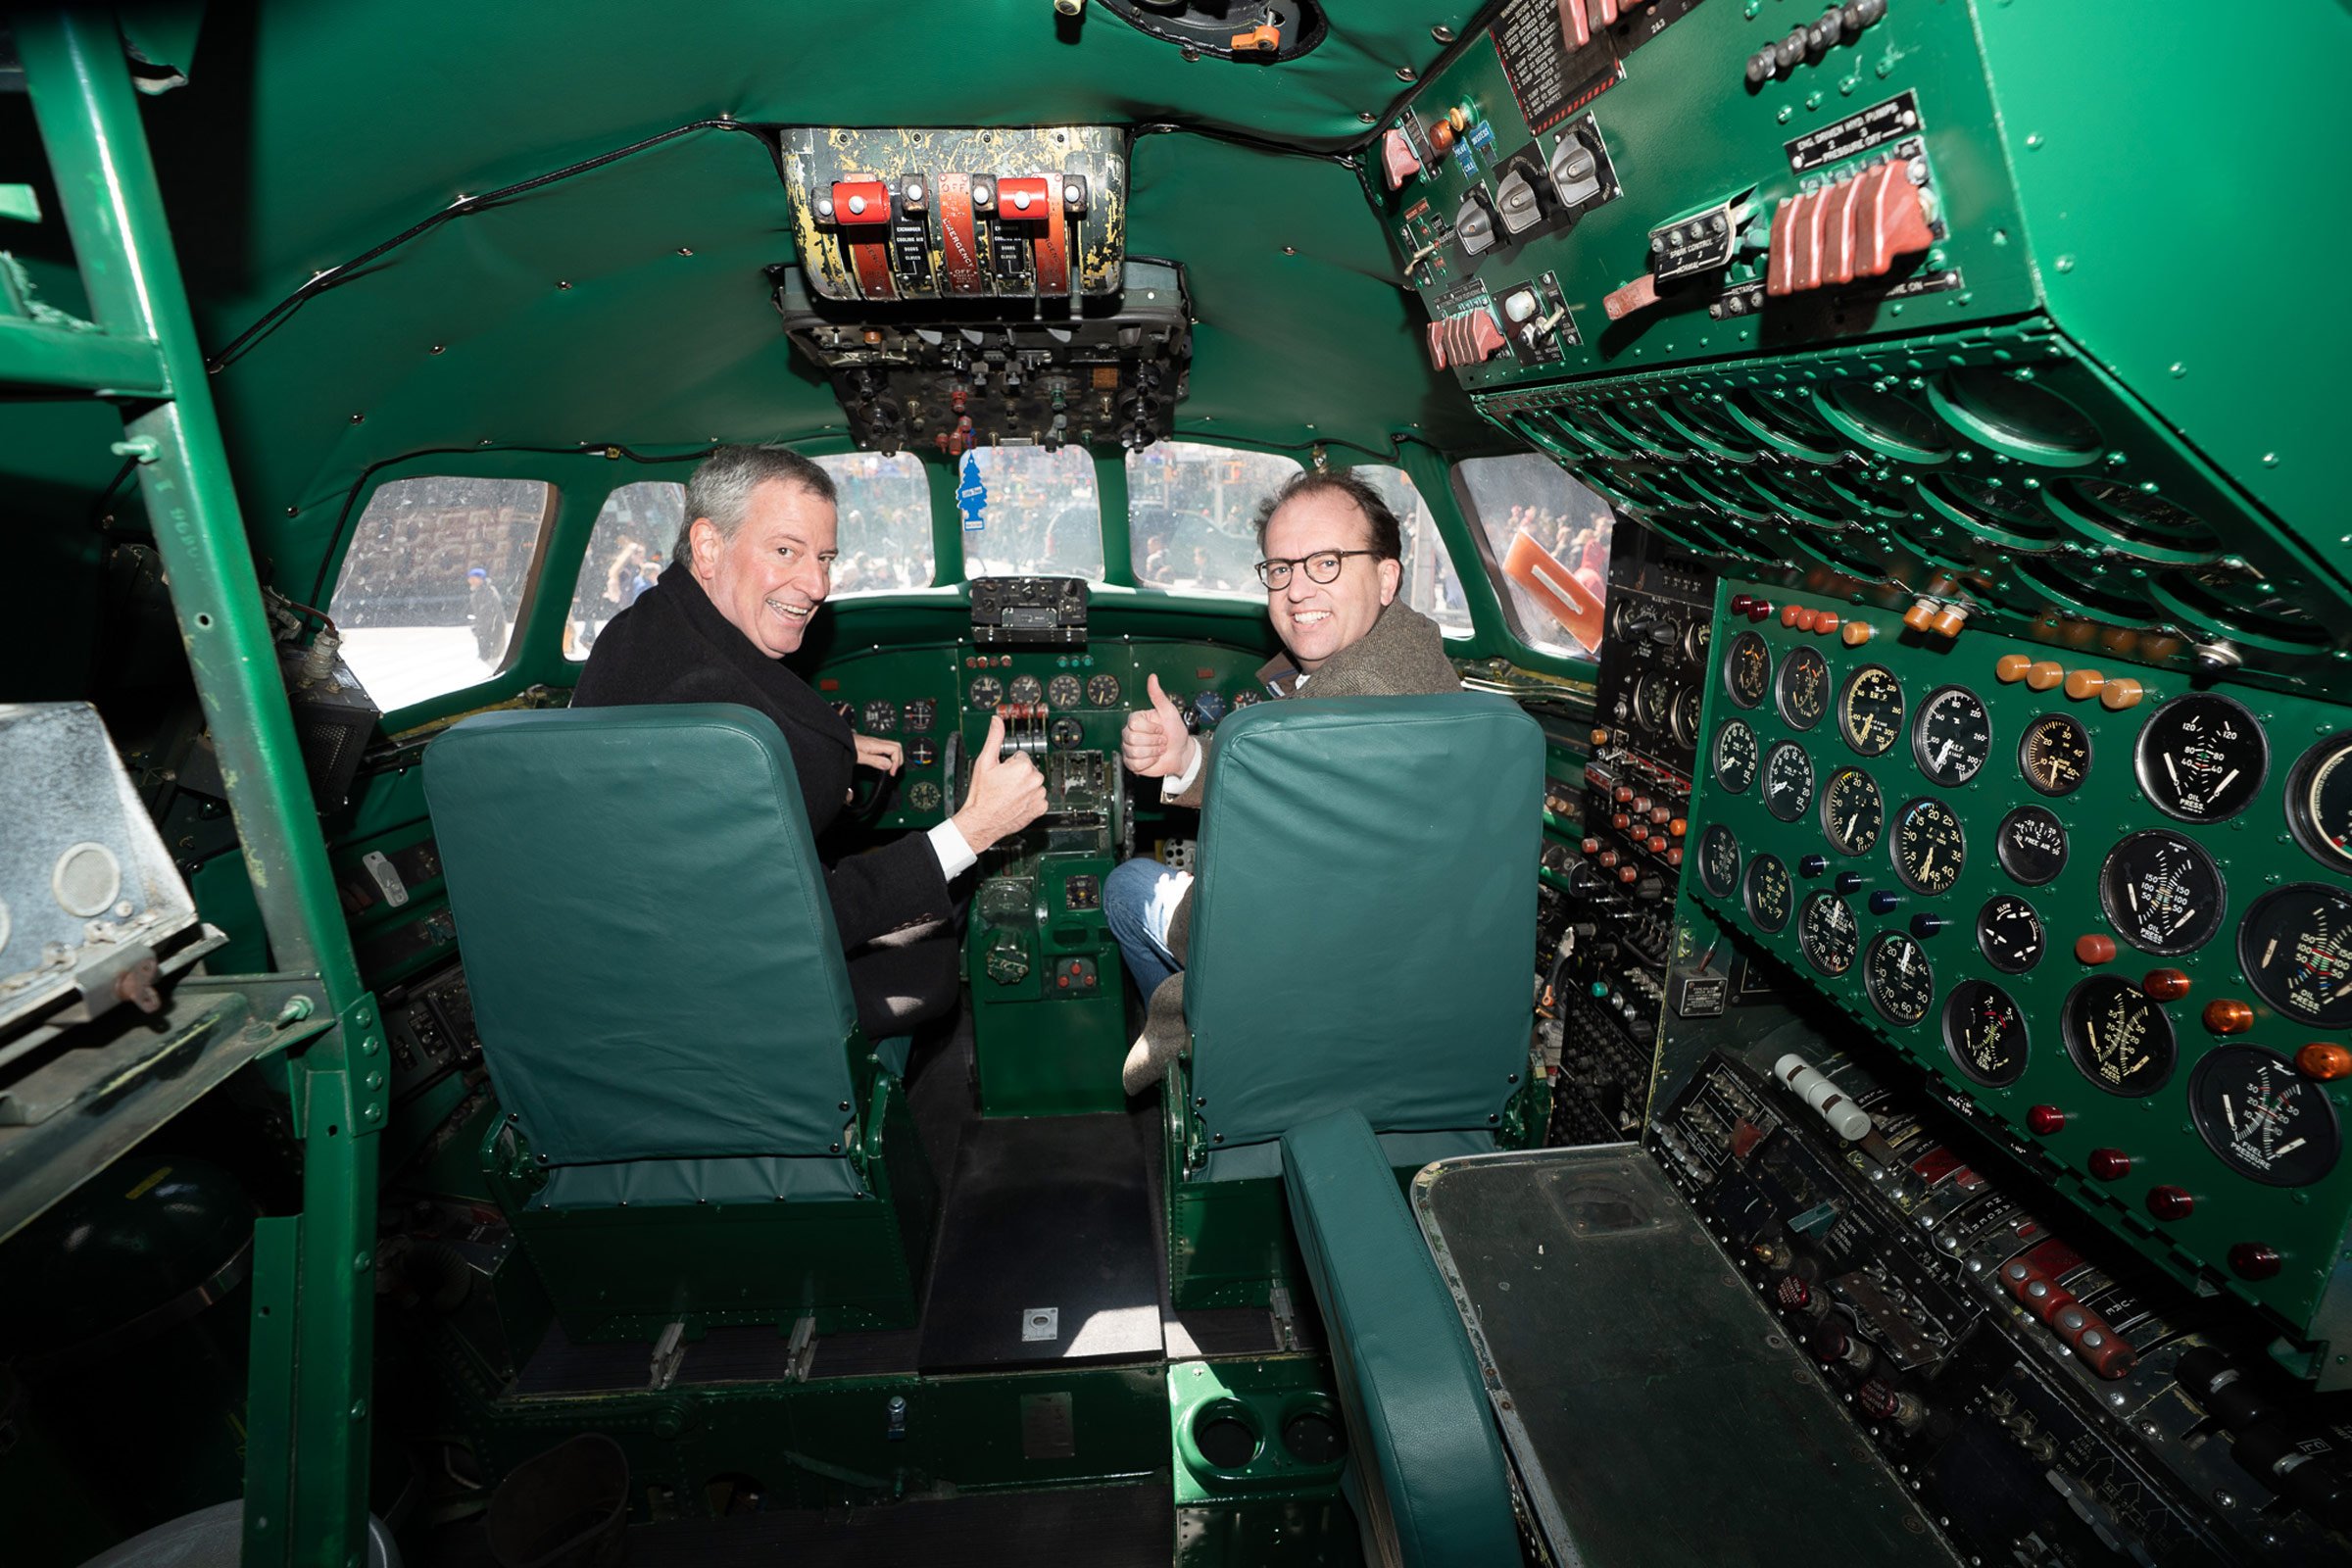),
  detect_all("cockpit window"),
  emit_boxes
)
[1126,442,1300,597]
[1454,455,1613,660]
[1352,465,1475,640]
[564,481,682,662]
[820,451,935,595]
[959,446,1104,581]
[328,476,553,710]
